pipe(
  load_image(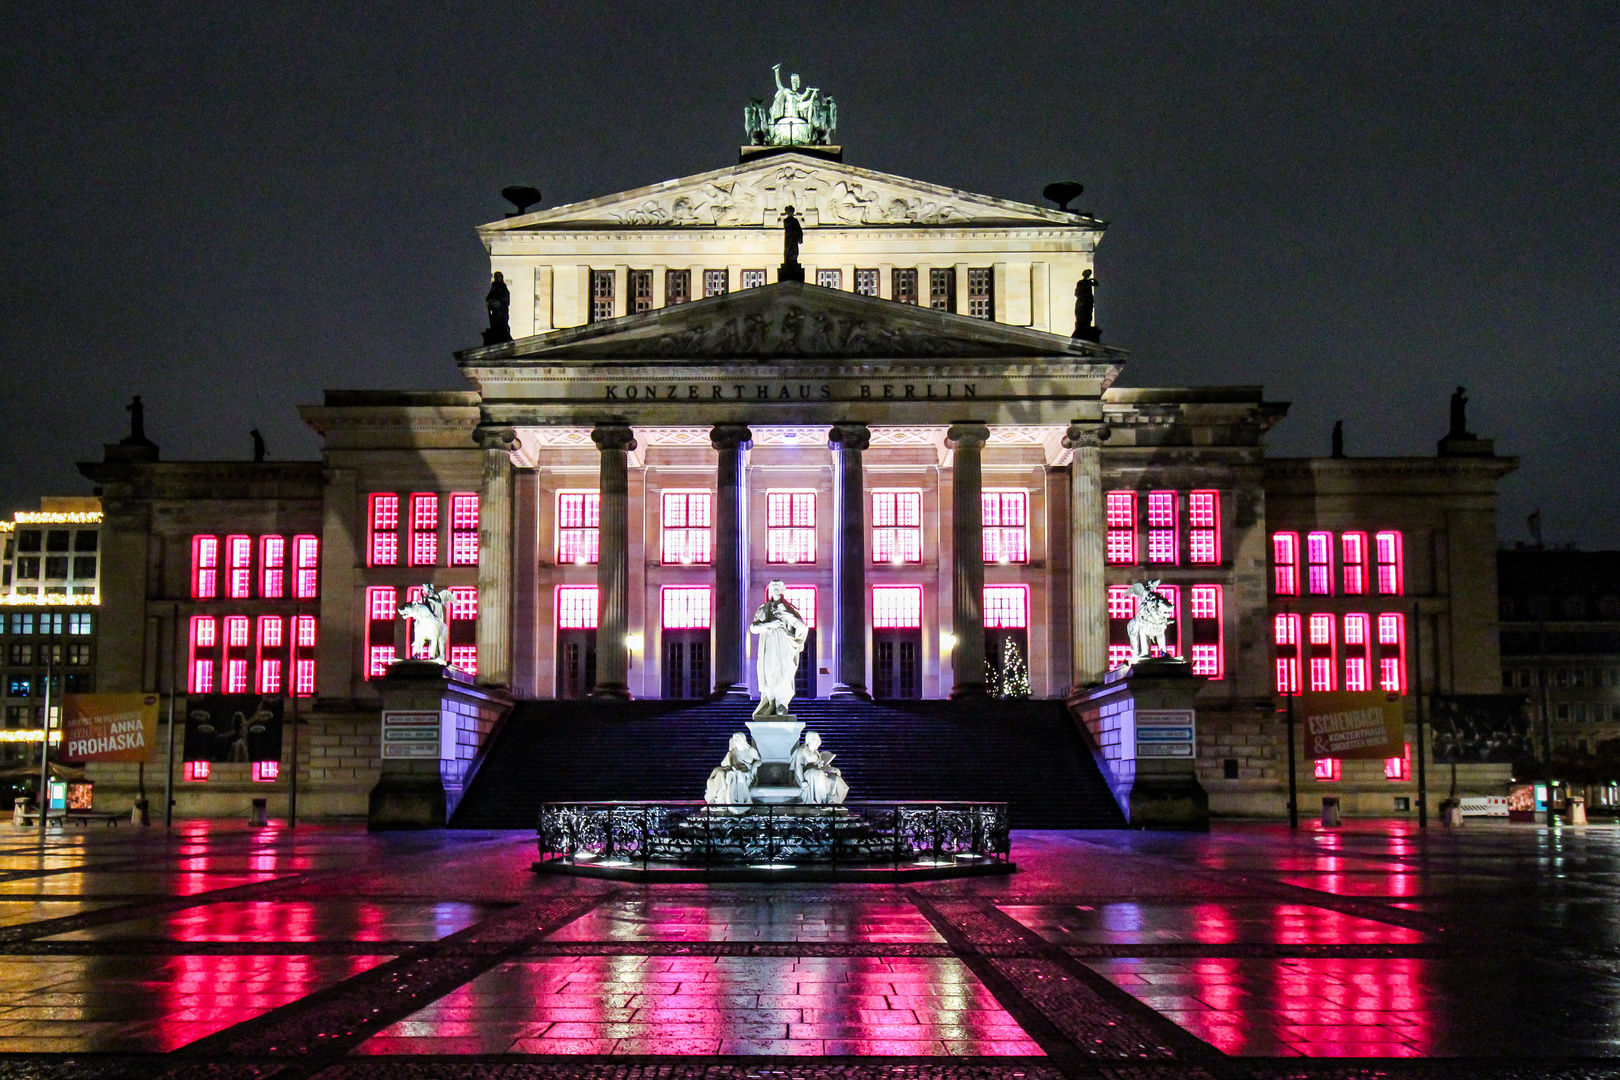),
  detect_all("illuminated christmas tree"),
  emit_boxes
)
[999,641,1030,699]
